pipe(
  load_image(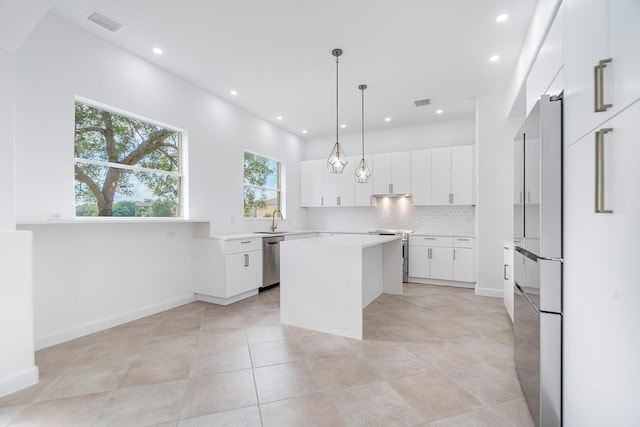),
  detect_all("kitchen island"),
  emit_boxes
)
[279,234,403,339]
